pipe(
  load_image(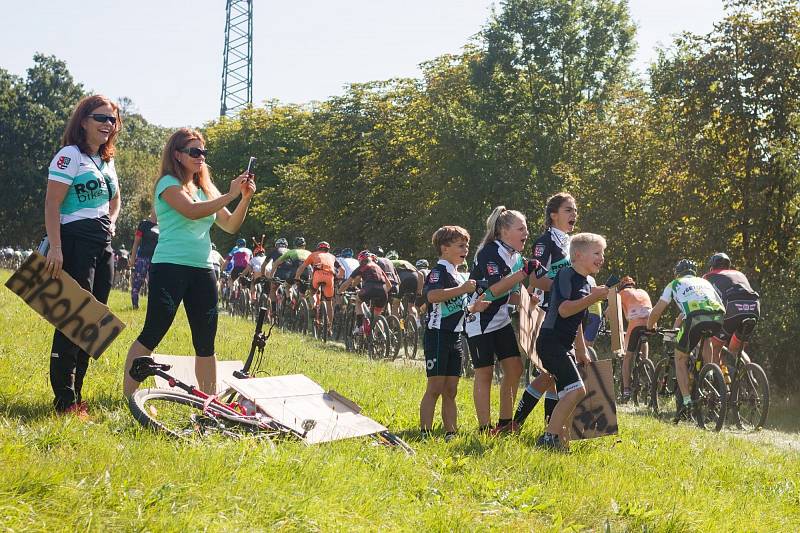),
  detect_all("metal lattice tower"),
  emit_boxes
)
[220,0,253,117]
